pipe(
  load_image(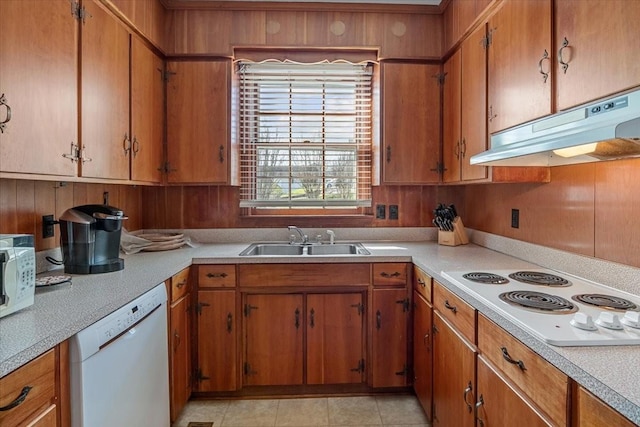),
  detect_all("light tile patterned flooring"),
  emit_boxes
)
[172,395,430,427]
